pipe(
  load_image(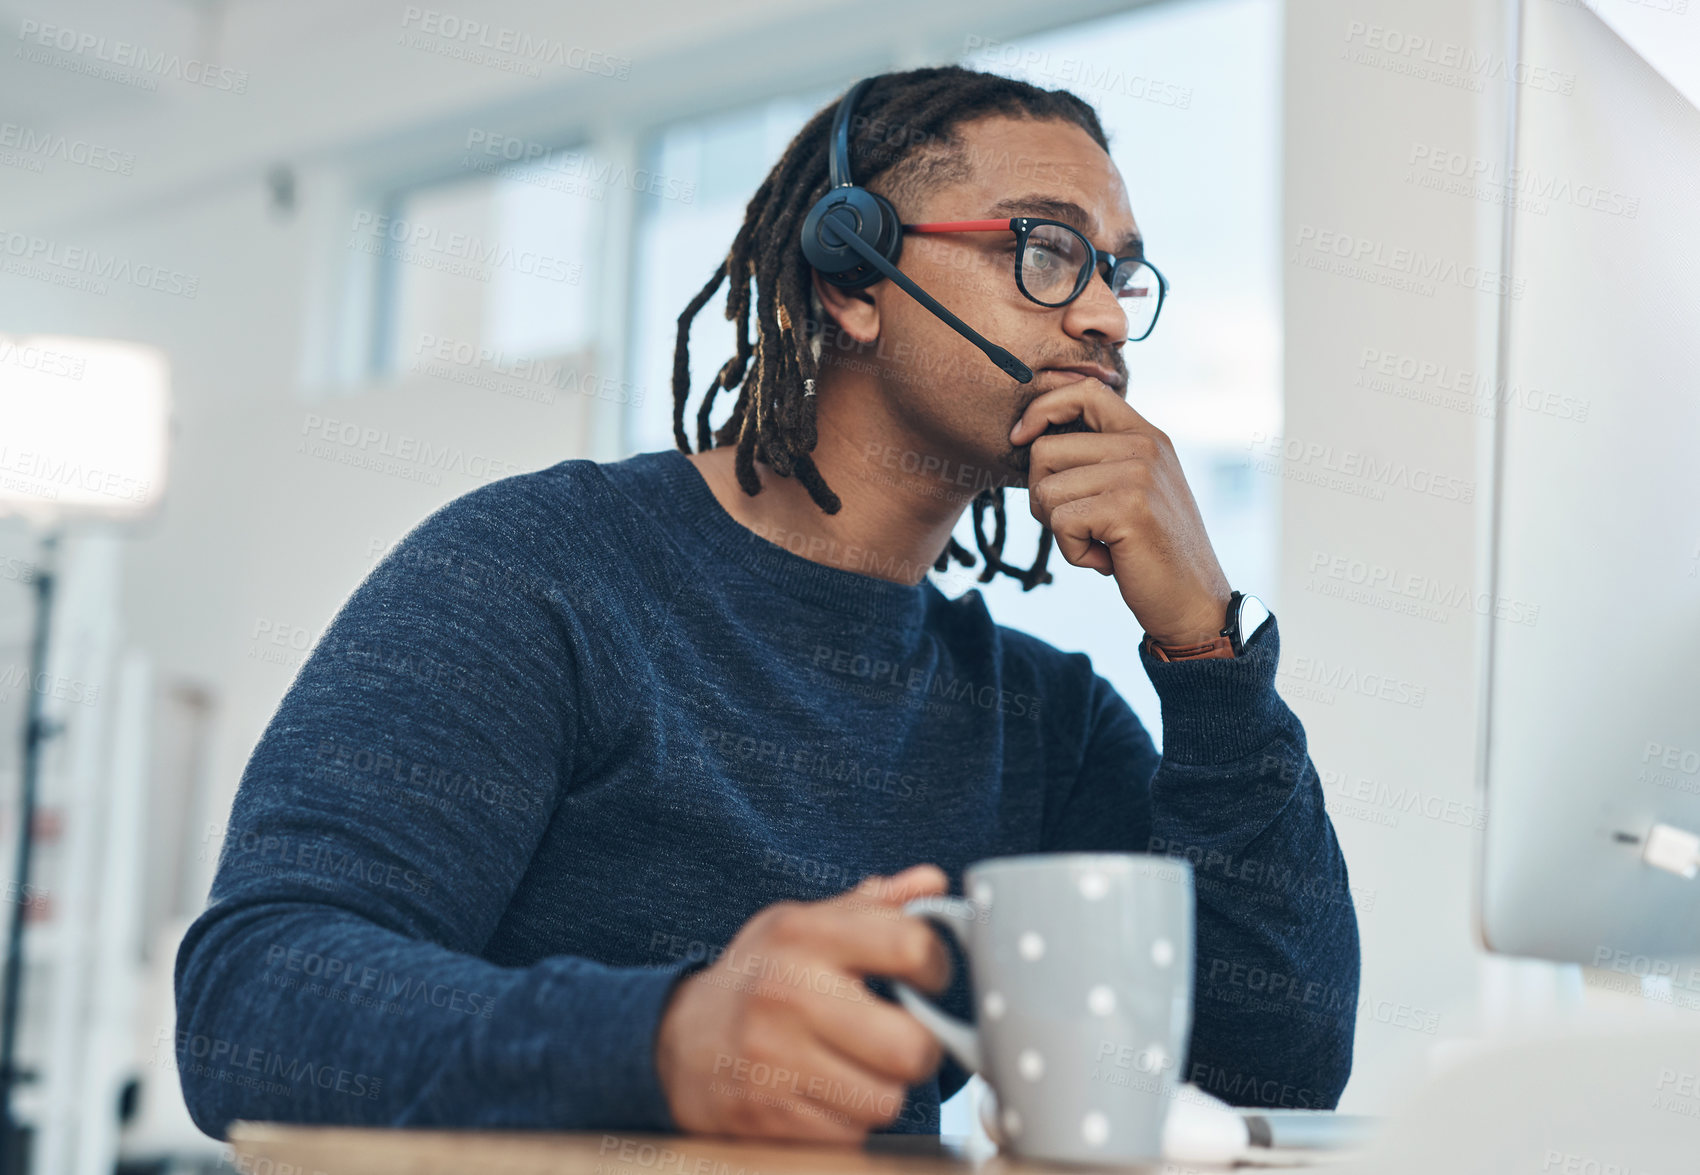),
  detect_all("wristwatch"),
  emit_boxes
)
[1144,591,1272,662]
